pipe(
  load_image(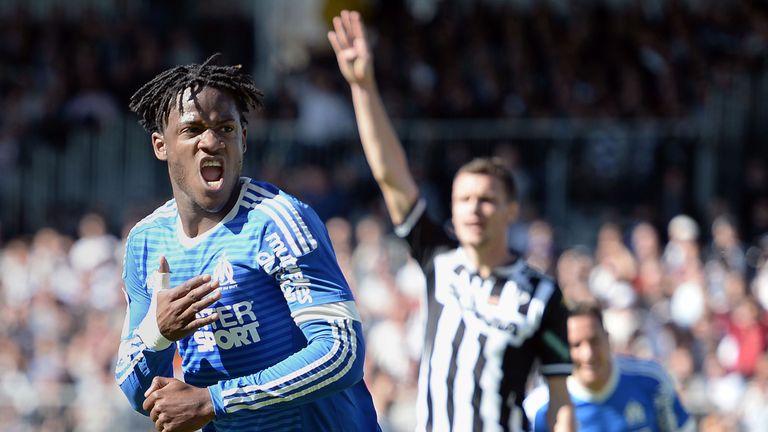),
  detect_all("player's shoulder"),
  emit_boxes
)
[520,259,556,285]
[500,257,558,297]
[240,178,321,254]
[616,355,671,385]
[241,178,315,220]
[126,199,177,242]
